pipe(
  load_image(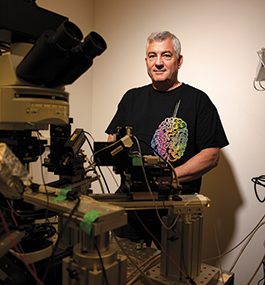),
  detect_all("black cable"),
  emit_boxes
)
[92,237,109,285]
[263,258,265,285]
[138,138,174,179]
[42,194,81,282]
[257,258,265,285]
[84,132,94,151]
[36,131,51,223]
[165,215,197,285]
[134,135,196,285]
[175,219,189,278]
[134,135,177,176]
[84,132,111,194]
[30,125,52,228]
[251,175,265,203]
